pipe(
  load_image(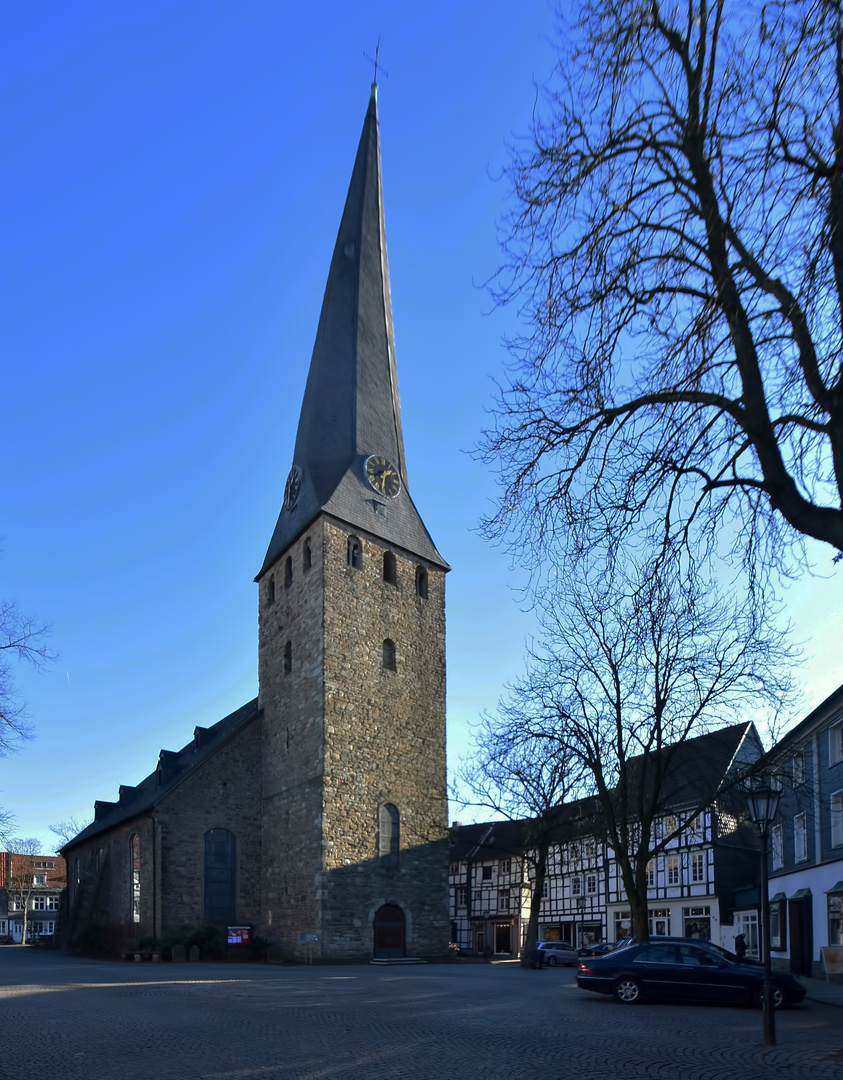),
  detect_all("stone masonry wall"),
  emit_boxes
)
[156,716,262,932]
[320,519,449,959]
[258,515,450,960]
[258,523,327,955]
